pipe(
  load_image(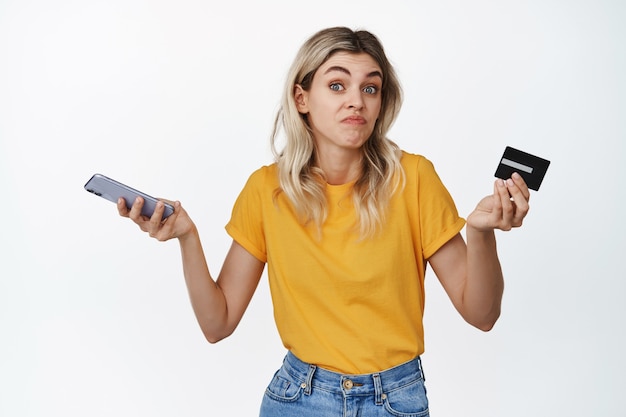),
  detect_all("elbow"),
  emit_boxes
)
[205,335,223,344]
[466,310,501,332]
[203,327,234,344]
[197,315,237,344]
[474,320,497,332]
